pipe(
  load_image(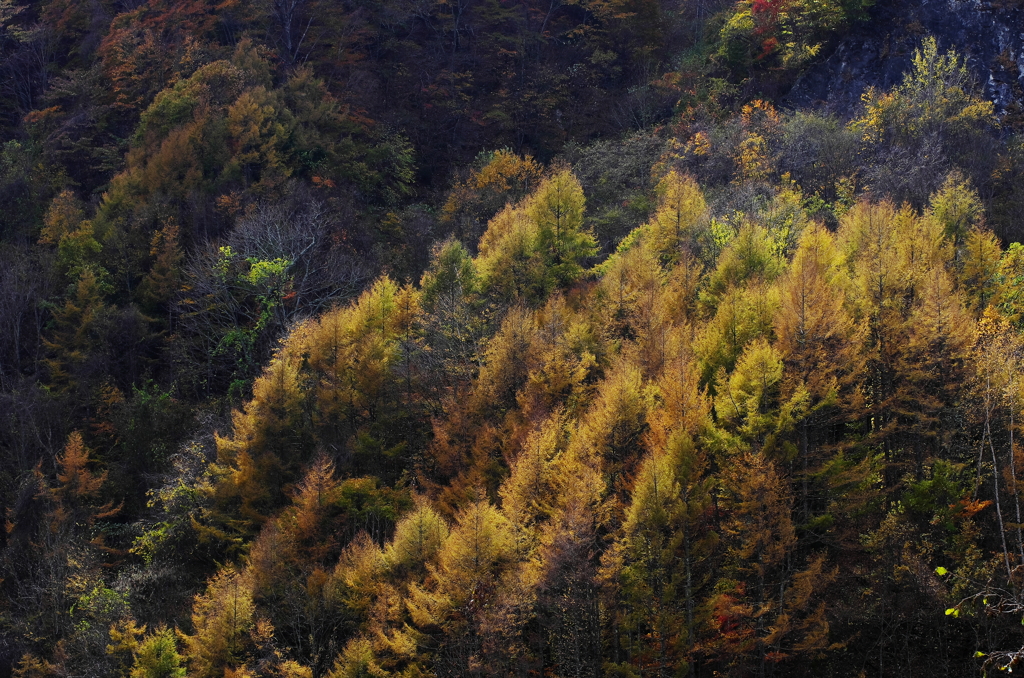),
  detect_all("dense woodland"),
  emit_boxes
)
[4,0,1024,675]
